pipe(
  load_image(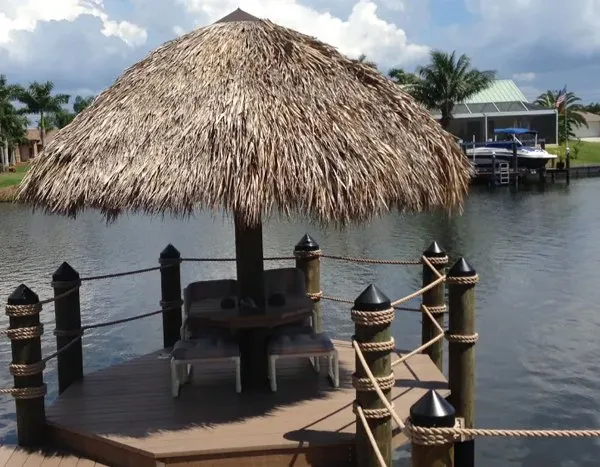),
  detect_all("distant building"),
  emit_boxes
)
[16,129,58,163]
[430,80,558,144]
[572,112,600,140]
